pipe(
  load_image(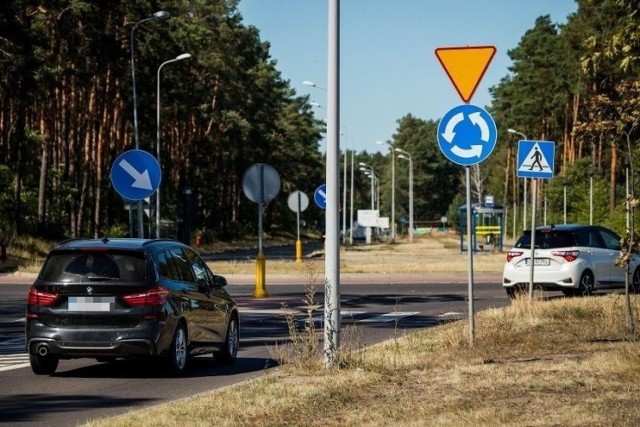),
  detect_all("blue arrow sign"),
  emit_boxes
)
[437,104,497,166]
[314,184,327,210]
[110,149,162,201]
[517,140,555,179]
